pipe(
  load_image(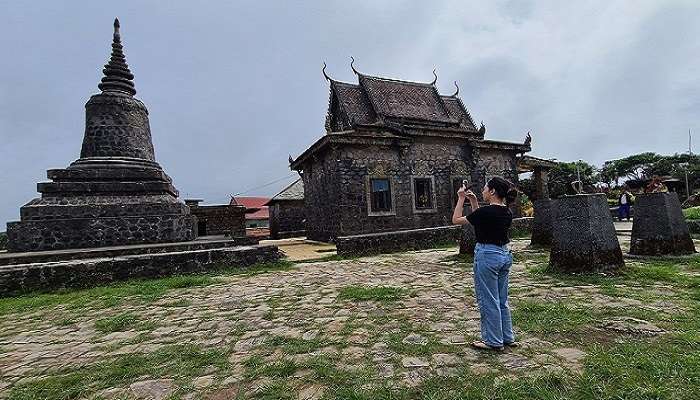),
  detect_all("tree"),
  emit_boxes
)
[601,152,700,196]
[547,161,598,198]
[602,152,661,182]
